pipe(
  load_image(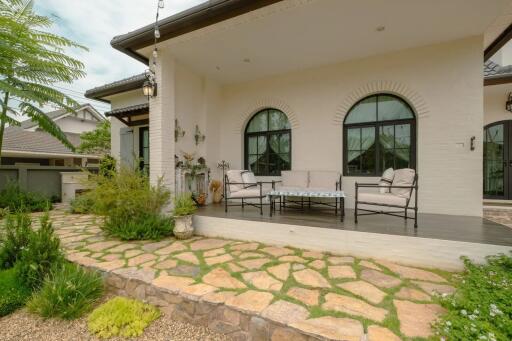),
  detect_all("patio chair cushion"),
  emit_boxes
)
[358,192,407,207]
[391,168,416,198]
[379,168,395,194]
[241,171,257,188]
[226,170,244,193]
[229,187,270,198]
[281,170,309,188]
[309,171,341,190]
